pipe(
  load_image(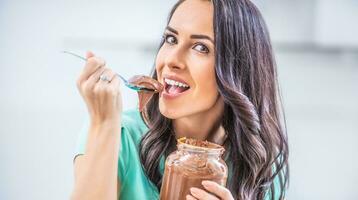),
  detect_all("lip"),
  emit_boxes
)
[161,74,191,100]
[162,74,190,86]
